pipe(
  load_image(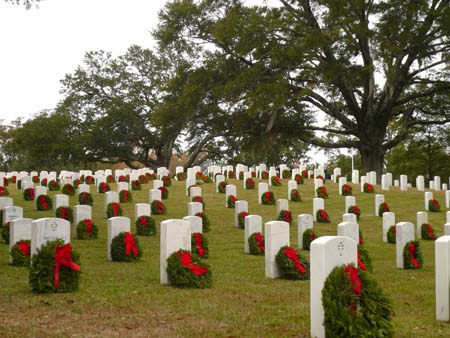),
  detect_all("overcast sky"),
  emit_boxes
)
[0,0,167,124]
